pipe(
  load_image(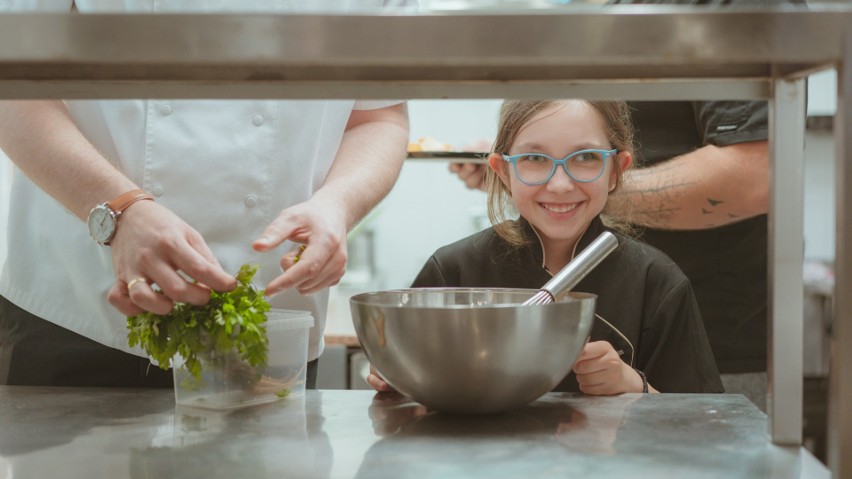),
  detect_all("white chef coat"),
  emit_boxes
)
[0,0,415,361]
